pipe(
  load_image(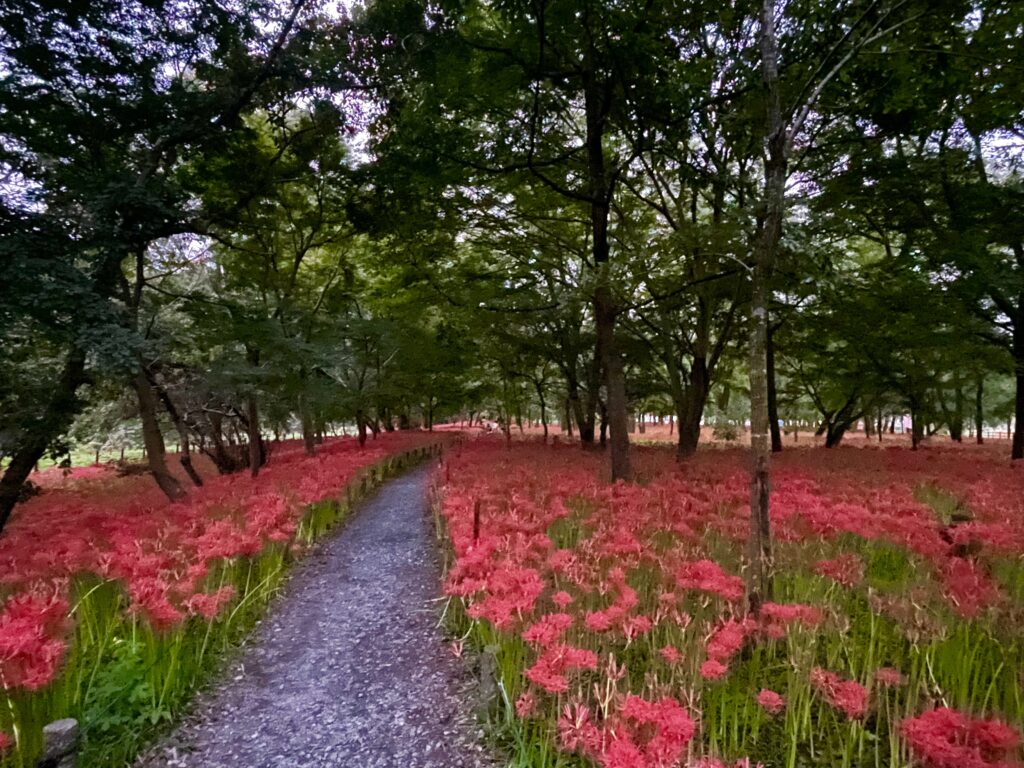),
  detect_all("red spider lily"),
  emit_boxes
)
[0,591,69,691]
[659,645,682,664]
[596,695,696,768]
[814,554,864,587]
[674,560,744,603]
[184,586,237,621]
[552,590,574,608]
[756,689,785,715]
[0,730,11,753]
[700,659,728,680]
[0,433,435,691]
[756,602,823,639]
[874,667,905,687]
[706,619,749,659]
[810,667,868,720]
[525,643,598,694]
[558,701,602,754]
[516,689,539,718]
[941,559,1000,619]
[902,707,1020,768]
[522,612,574,647]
